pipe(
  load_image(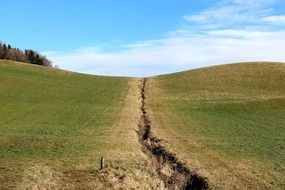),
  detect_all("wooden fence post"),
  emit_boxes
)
[100,156,105,170]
